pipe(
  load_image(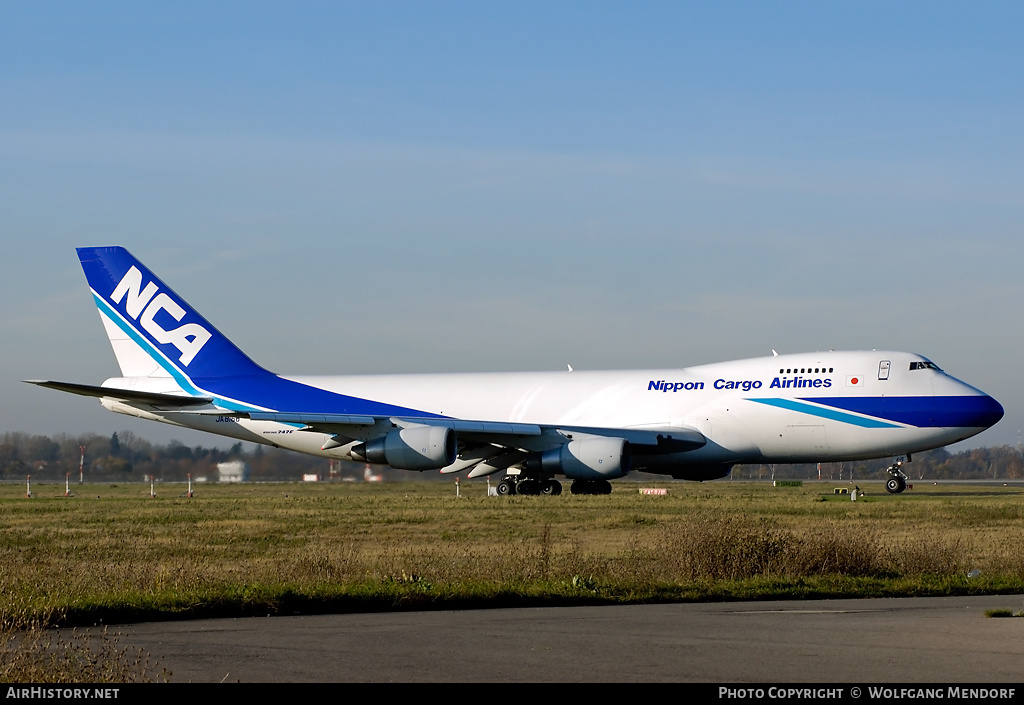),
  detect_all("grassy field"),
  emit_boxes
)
[2,478,1024,629]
